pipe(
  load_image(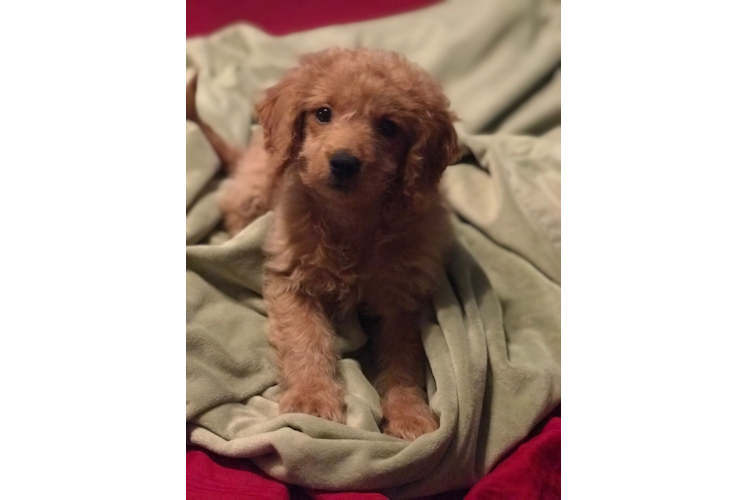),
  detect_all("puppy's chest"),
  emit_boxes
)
[299,232,440,314]
[360,238,443,313]
[294,244,365,310]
